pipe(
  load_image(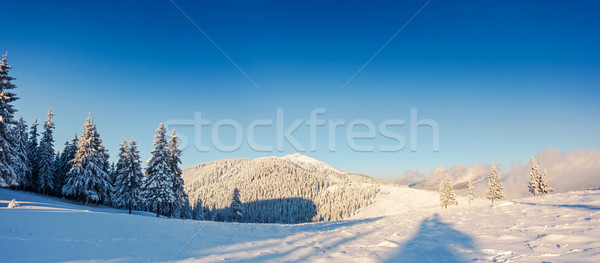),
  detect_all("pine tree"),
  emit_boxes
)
[192,199,205,220]
[468,180,477,205]
[528,157,541,197]
[486,164,505,204]
[62,114,111,205]
[113,138,144,214]
[231,188,243,222]
[168,129,188,218]
[37,109,55,194]
[26,118,40,190]
[142,123,176,217]
[54,136,77,194]
[439,174,458,209]
[539,168,555,195]
[0,53,19,187]
[11,116,29,189]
